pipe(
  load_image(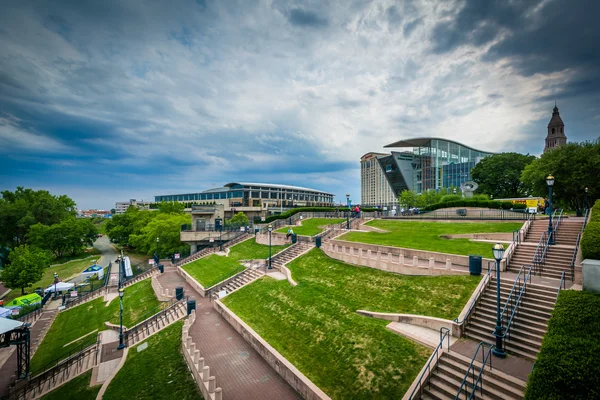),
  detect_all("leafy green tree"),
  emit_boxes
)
[521,142,600,209]
[471,153,536,199]
[28,218,97,257]
[157,201,185,214]
[227,212,249,227]
[105,207,157,246]
[1,245,51,295]
[0,187,76,251]
[129,213,191,256]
